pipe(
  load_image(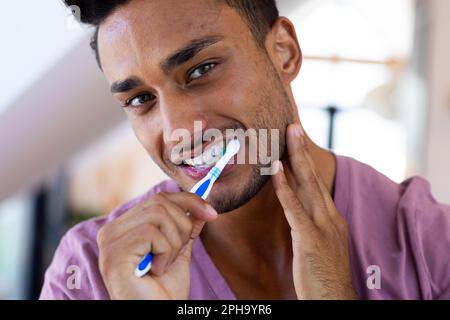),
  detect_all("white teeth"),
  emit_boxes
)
[183,143,225,168]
